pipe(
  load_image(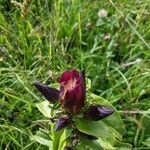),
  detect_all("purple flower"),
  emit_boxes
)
[34,82,59,103]
[59,69,85,113]
[85,105,114,121]
[34,69,85,113]
[55,116,70,131]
